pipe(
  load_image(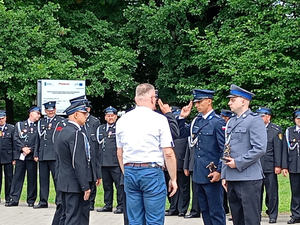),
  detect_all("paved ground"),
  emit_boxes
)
[0,201,291,224]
